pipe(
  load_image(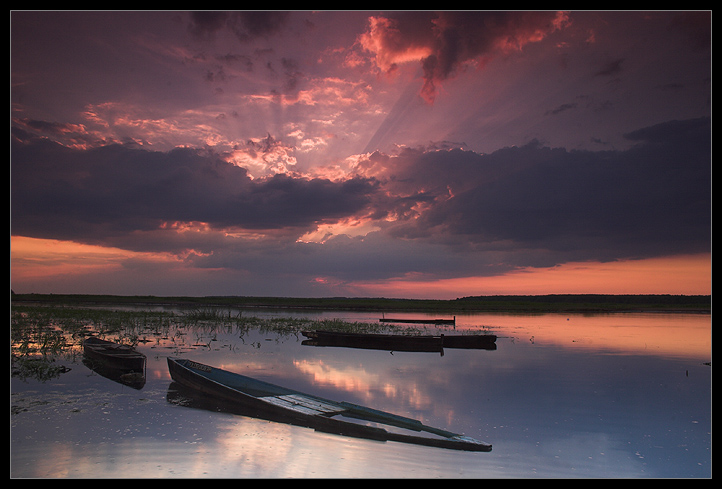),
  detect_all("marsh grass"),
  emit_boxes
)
[10,303,419,382]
